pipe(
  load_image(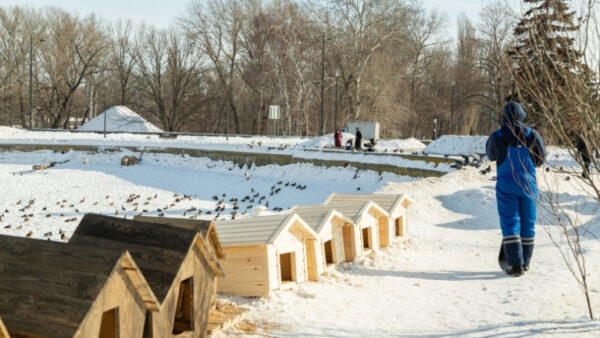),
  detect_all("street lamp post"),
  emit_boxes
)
[334,69,339,131]
[320,33,325,136]
[29,35,33,130]
[29,35,44,130]
[449,80,455,134]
